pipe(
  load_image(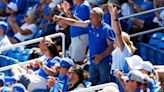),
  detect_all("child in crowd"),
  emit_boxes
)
[47,58,74,92]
